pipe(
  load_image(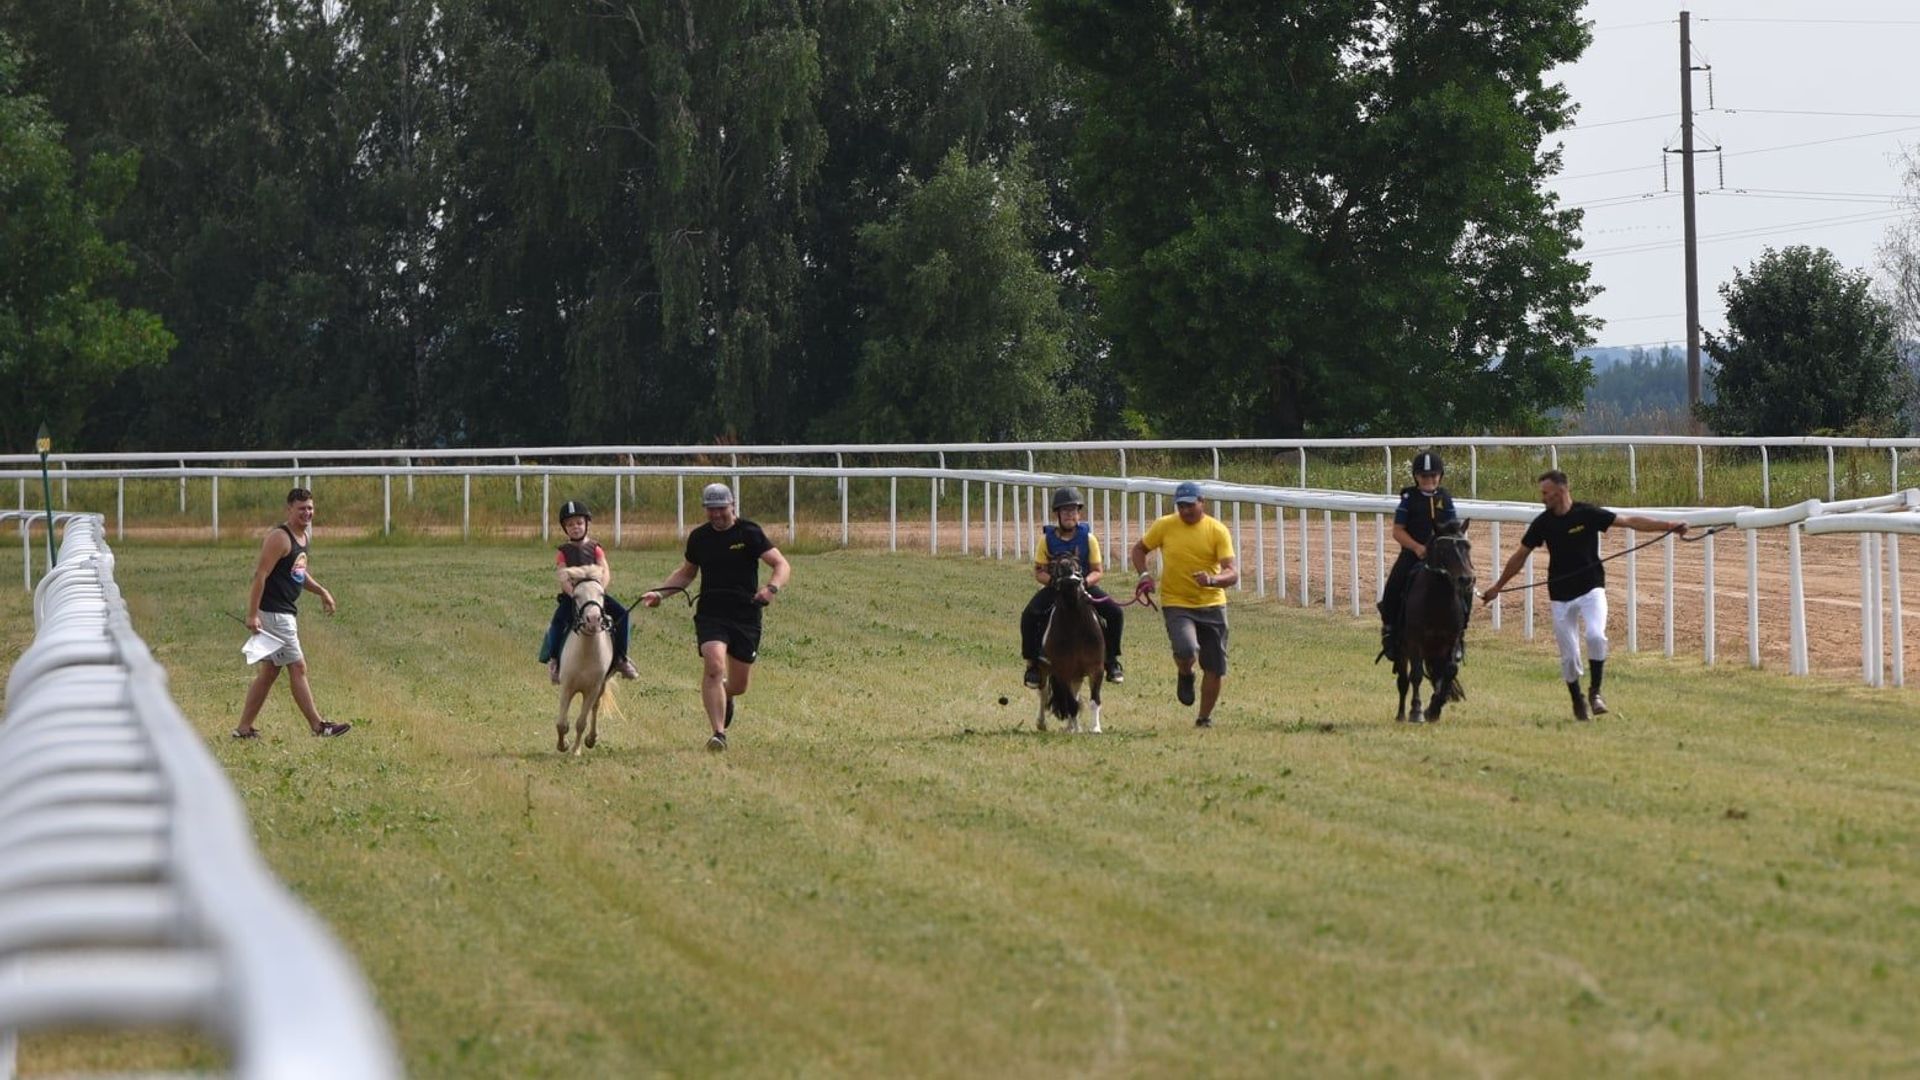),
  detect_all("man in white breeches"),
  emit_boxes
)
[1481,470,1689,720]
[1551,588,1608,685]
